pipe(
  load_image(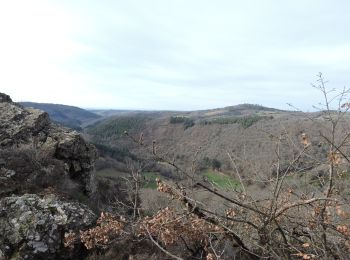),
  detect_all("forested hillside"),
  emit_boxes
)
[21,102,101,130]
